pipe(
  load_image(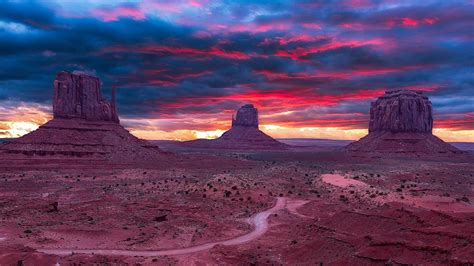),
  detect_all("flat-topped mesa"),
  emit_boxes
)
[345,89,462,155]
[53,71,119,123]
[232,104,258,128]
[369,90,432,133]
